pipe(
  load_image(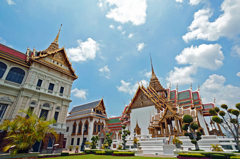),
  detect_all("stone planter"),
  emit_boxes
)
[173,148,183,157]
[0,152,39,159]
